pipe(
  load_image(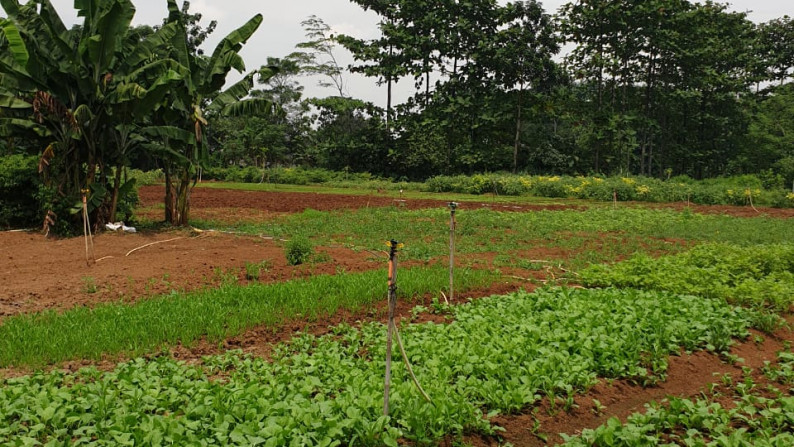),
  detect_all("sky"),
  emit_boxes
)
[43,0,794,107]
